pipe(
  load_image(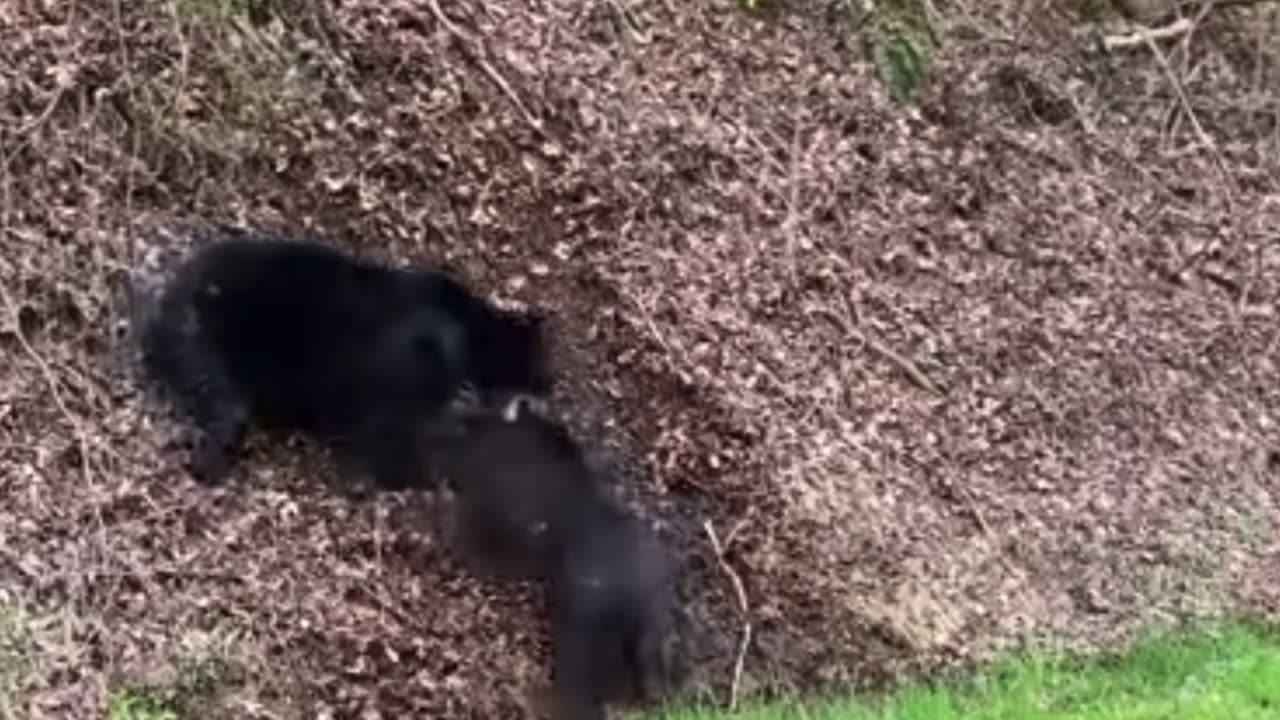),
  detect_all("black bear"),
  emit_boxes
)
[429,405,680,719]
[136,224,552,491]
[546,501,679,720]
